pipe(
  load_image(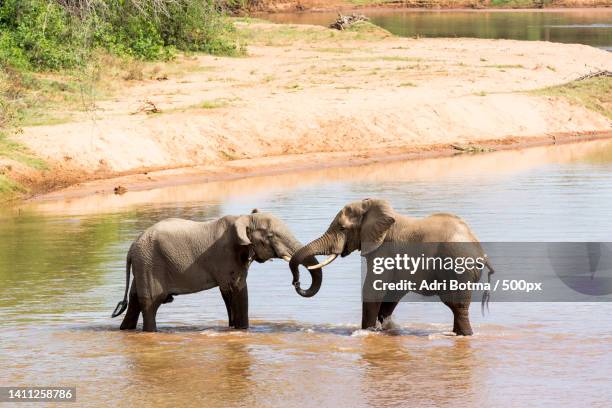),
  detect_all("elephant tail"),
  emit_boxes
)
[481,258,495,316]
[111,251,132,318]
